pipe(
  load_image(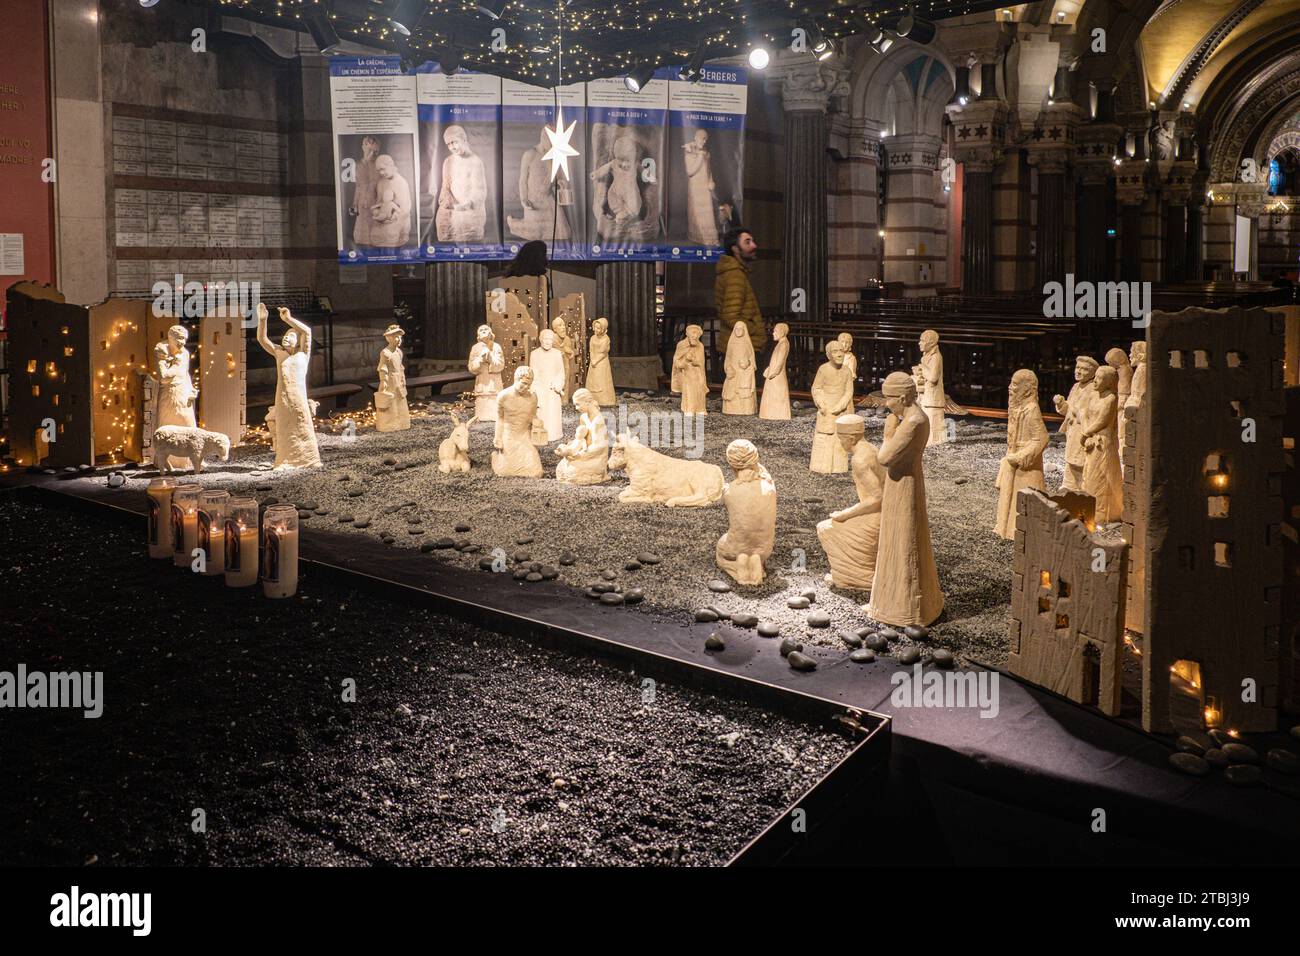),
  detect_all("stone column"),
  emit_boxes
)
[1120,202,1143,281]
[1030,152,1069,288]
[425,261,487,360]
[960,151,996,294]
[1185,201,1205,282]
[881,133,943,294]
[596,260,662,388]
[1162,201,1187,282]
[827,118,883,300]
